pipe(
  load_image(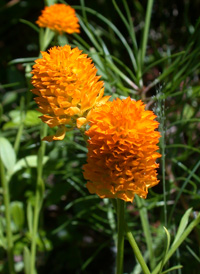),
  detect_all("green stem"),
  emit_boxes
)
[152,213,200,274]
[30,124,47,274]
[140,0,154,67]
[111,199,151,274]
[116,199,125,274]
[135,195,155,270]
[0,158,15,274]
[125,223,151,274]
[29,16,52,273]
[160,116,167,227]
[14,97,25,155]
